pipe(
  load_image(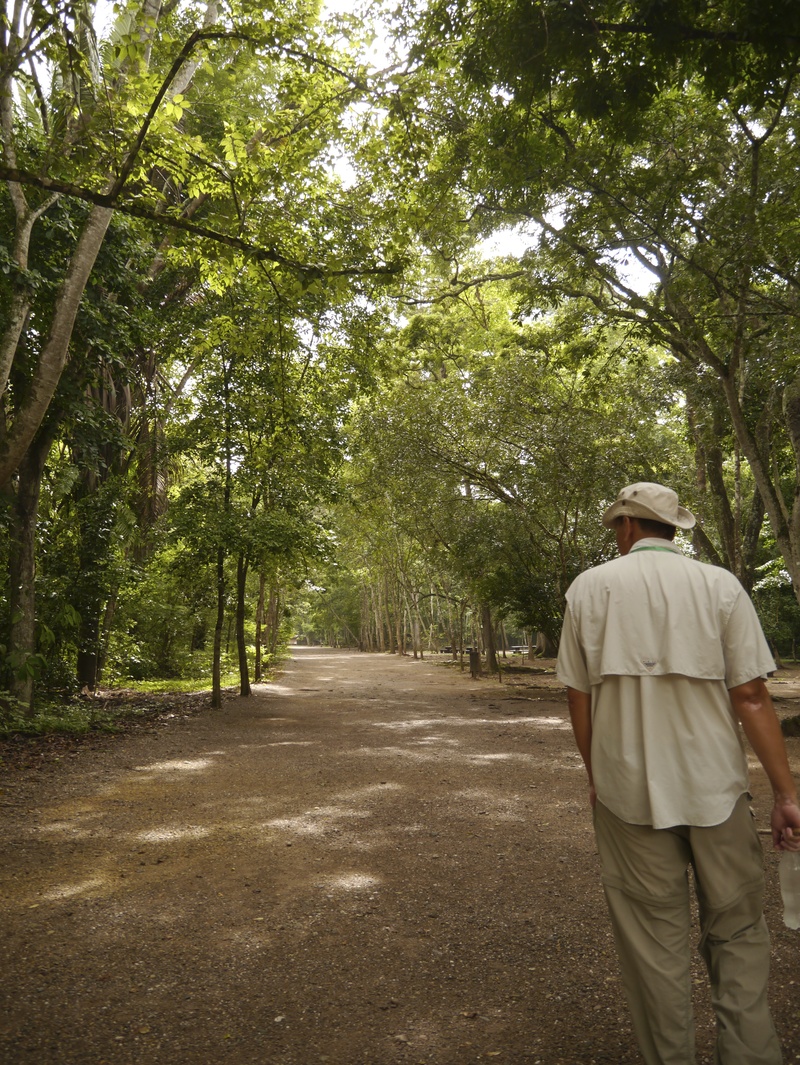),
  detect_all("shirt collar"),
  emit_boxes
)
[628,537,683,555]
